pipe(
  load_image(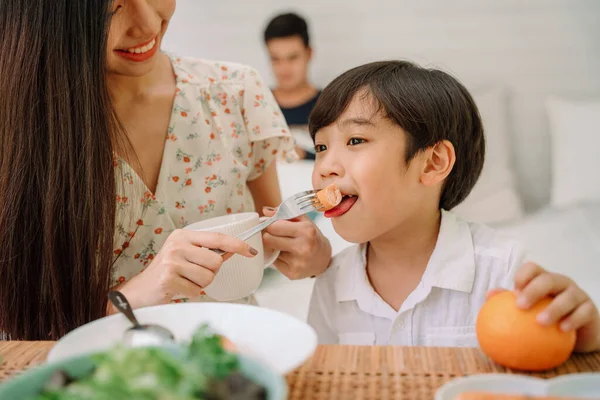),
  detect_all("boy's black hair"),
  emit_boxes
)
[309,60,485,210]
[264,12,310,47]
